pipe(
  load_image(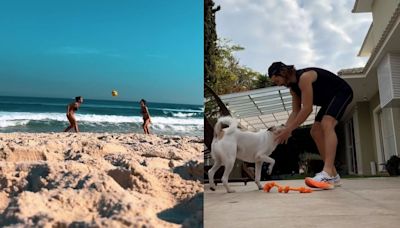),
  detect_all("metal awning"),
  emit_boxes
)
[219,86,319,130]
